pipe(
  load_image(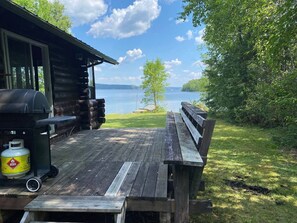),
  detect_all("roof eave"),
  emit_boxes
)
[1,0,118,65]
